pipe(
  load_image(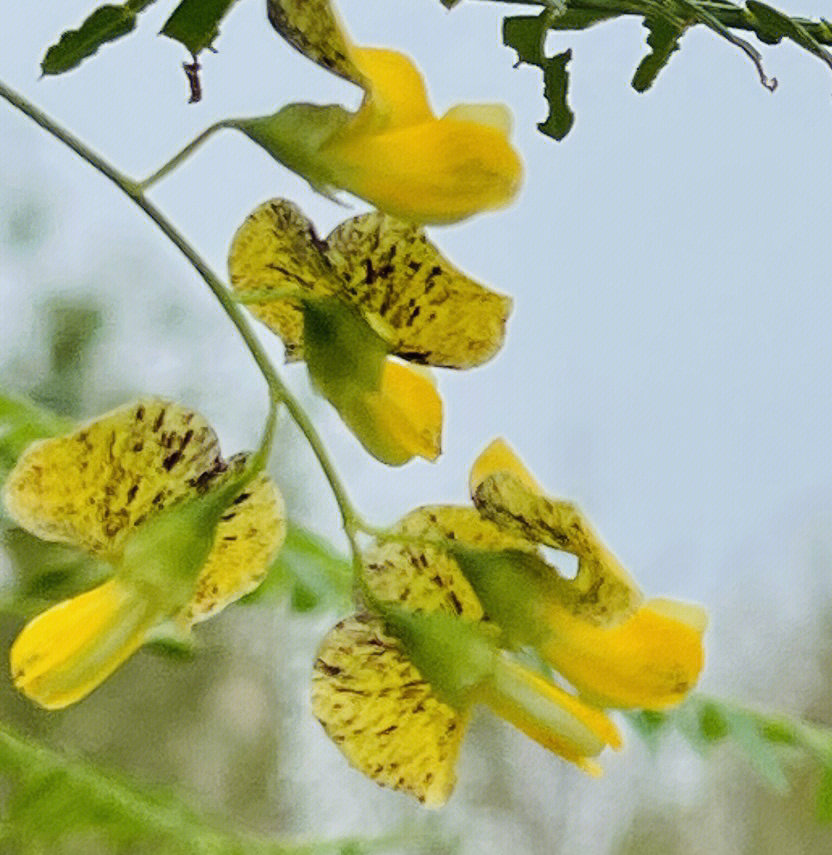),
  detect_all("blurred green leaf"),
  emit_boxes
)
[161,0,238,55]
[697,699,729,743]
[626,709,669,752]
[243,523,352,613]
[816,764,832,823]
[0,721,400,854]
[41,0,159,75]
[723,709,790,793]
[746,1,832,71]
